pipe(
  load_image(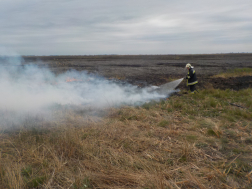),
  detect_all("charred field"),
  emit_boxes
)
[0,53,252,189]
[23,53,252,90]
